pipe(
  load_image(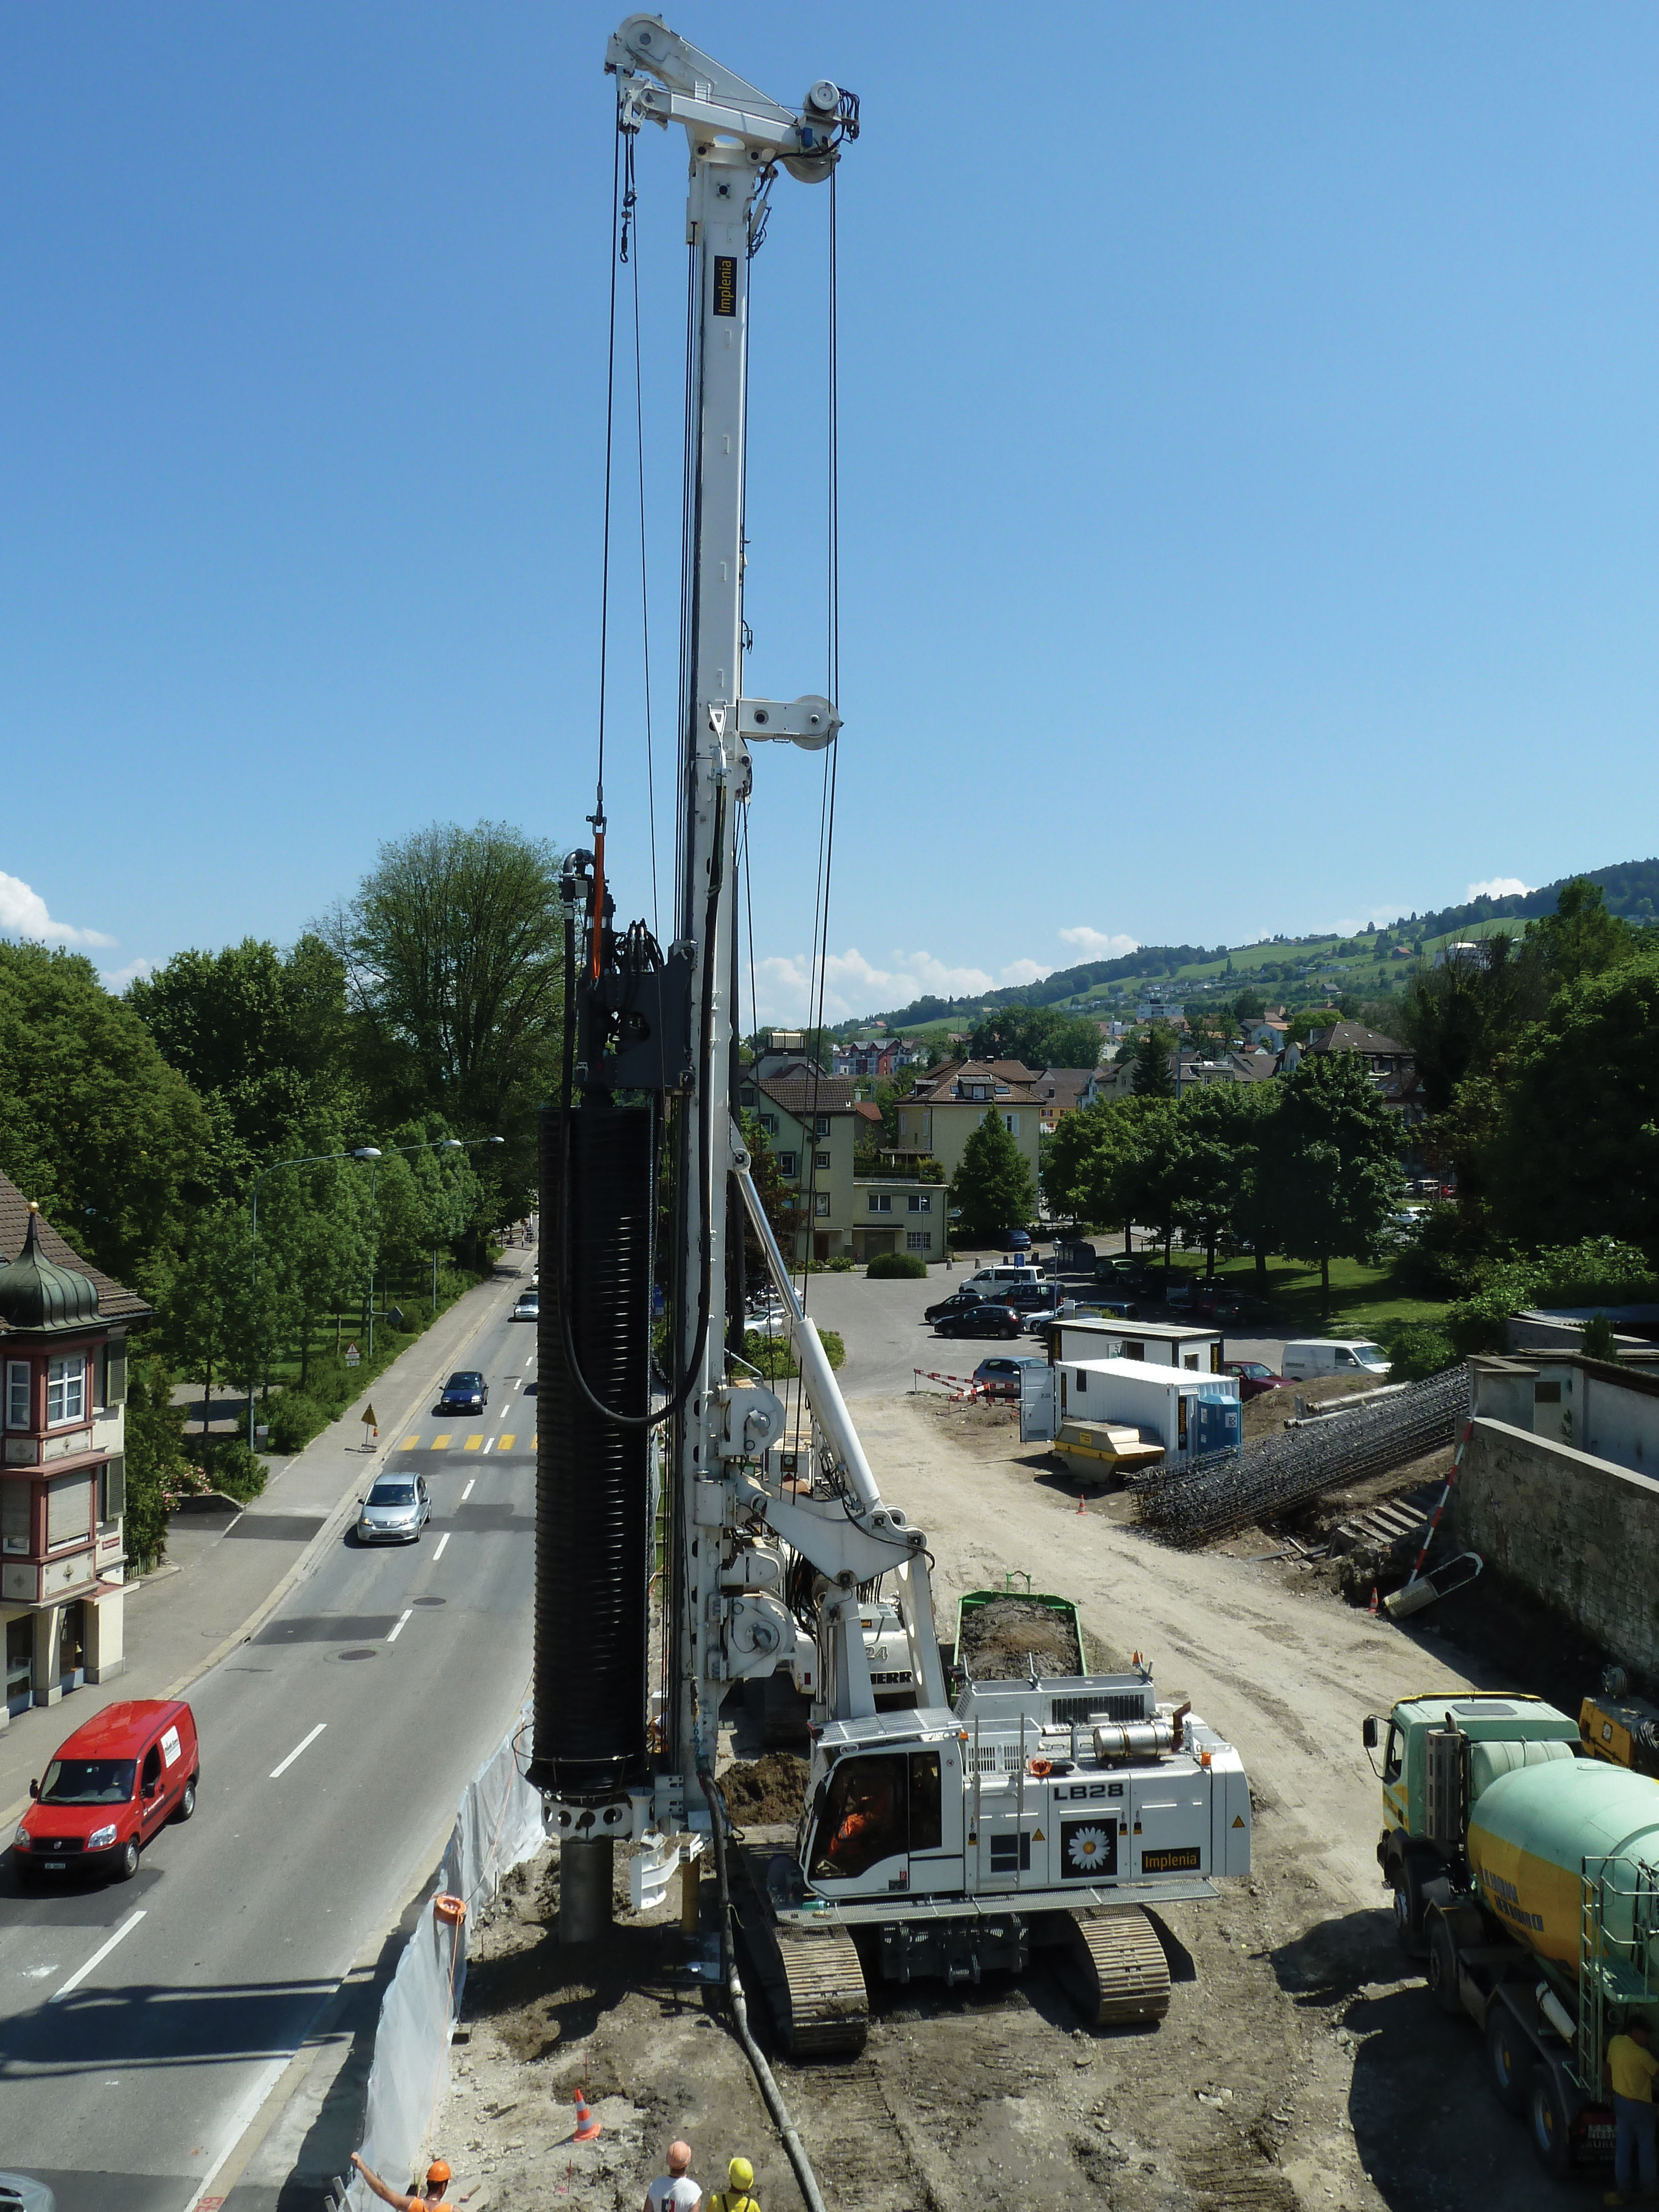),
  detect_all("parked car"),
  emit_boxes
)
[356,1472,432,1545]
[13,1699,200,1886]
[512,1291,539,1322]
[1193,1284,1243,1321]
[924,1286,1013,1324]
[1005,1229,1032,1251]
[972,1354,1047,1400]
[994,1281,1053,1313]
[933,1302,1022,1341]
[437,1370,488,1412]
[960,1263,1046,1300]
[1163,1276,1196,1311]
[1224,1359,1284,1400]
